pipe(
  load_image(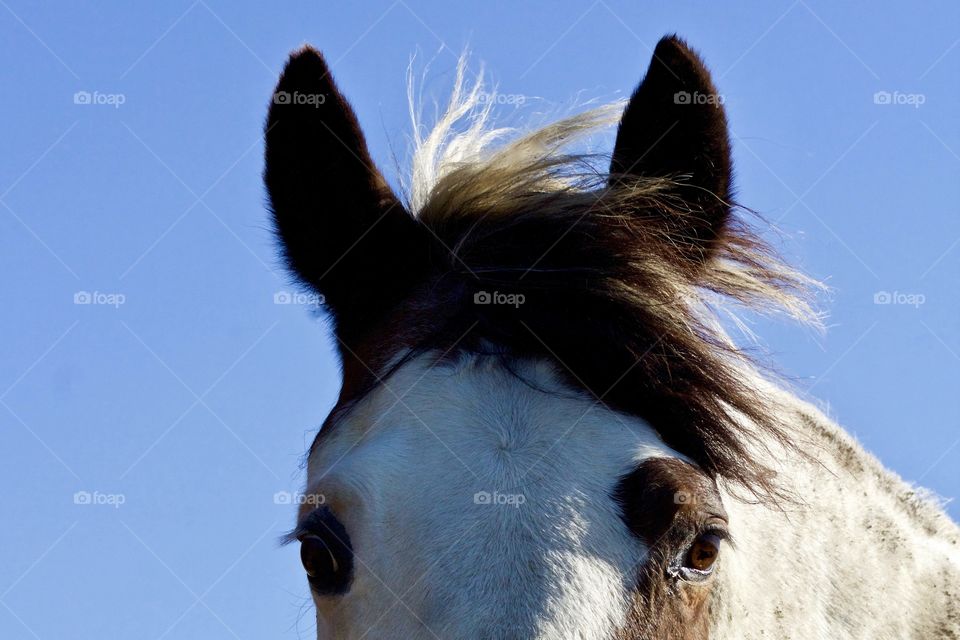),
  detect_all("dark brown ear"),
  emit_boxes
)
[264,46,428,335]
[610,36,732,262]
